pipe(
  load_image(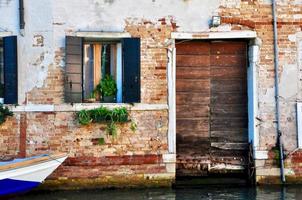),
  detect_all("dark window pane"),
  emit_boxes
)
[122,38,141,103]
[0,39,3,98]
